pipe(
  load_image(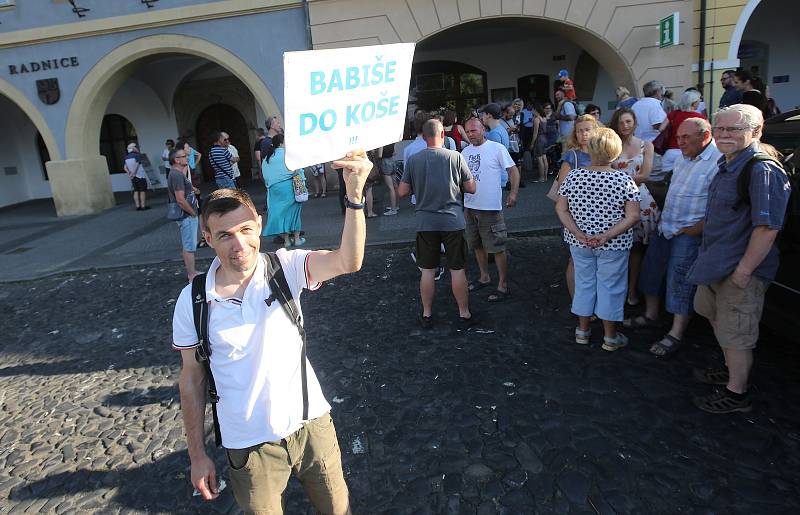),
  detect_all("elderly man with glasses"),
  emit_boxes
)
[687,104,791,414]
[167,148,201,281]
